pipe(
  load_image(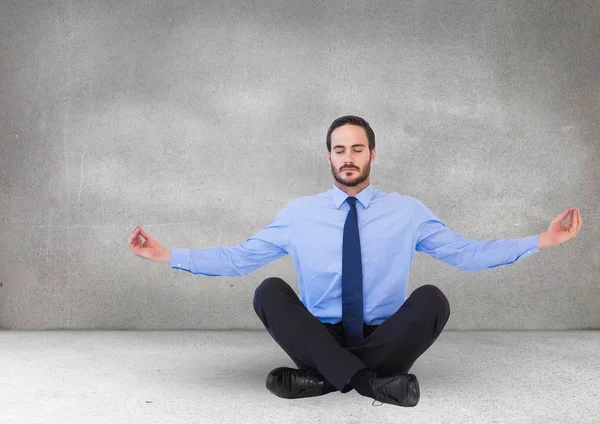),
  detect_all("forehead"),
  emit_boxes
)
[331,125,368,148]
